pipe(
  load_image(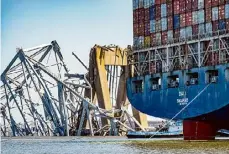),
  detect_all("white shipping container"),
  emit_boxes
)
[192,11,198,25]
[167,30,173,43]
[139,0,144,8]
[212,7,219,21]
[198,0,204,9]
[180,28,186,39]
[144,0,150,8]
[198,10,205,24]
